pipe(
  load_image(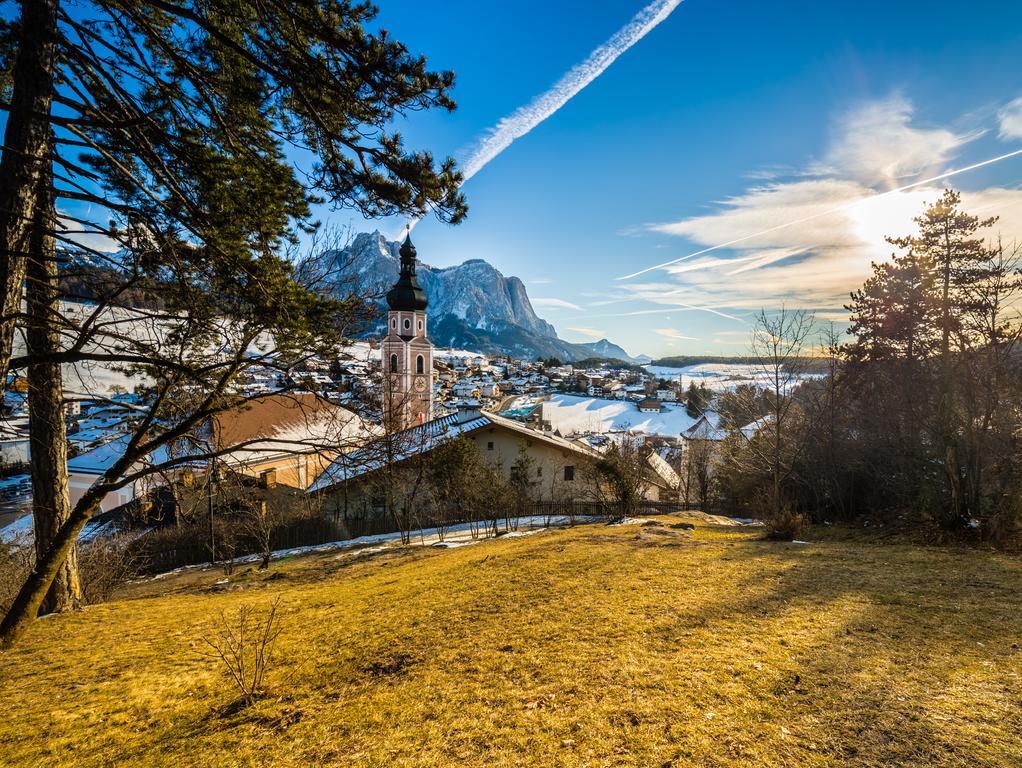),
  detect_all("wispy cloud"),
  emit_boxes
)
[459,0,684,182]
[532,297,583,311]
[566,326,607,339]
[590,303,748,323]
[622,147,1022,281]
[813,95,978,187]
[614,96,1022,314]
[999,96,1022,140]
[654,328,697,340]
